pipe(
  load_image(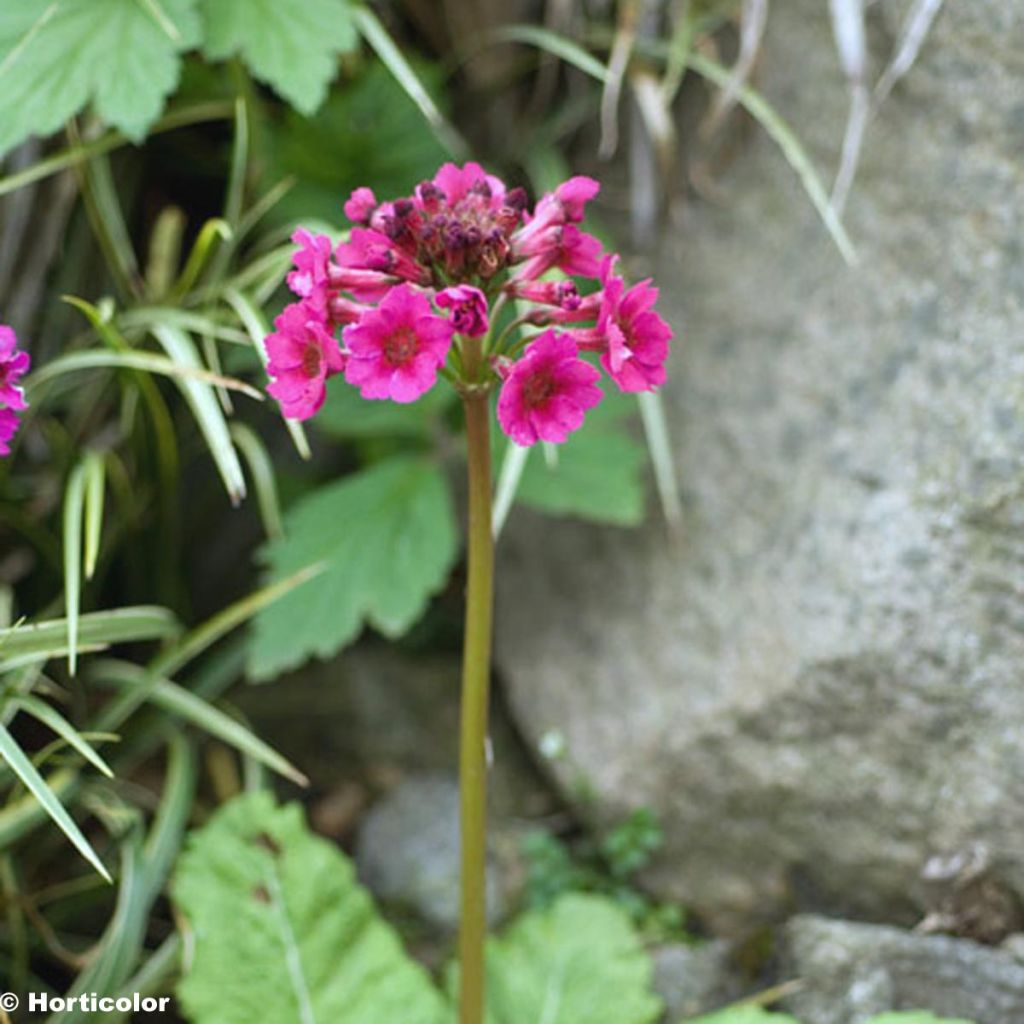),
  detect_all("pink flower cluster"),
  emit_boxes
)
[263,163,673,446]
[0,325,29,456]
